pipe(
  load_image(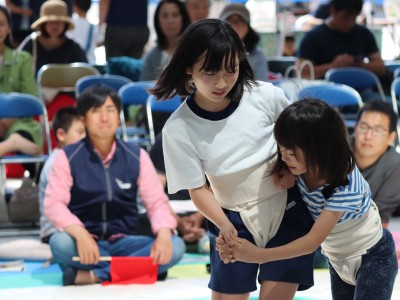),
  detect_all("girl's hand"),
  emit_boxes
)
[272,167,295,189]
[231,237,264,264]
[150,229,173,265]
[219,223,237,246]
[216,234,235,264]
